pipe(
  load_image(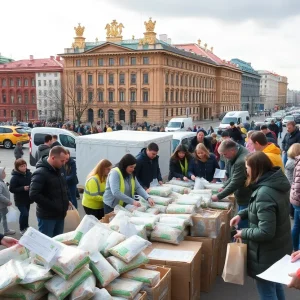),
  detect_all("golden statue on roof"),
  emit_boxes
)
[145,17,156,32]
[74,23,85,37]
[105,20,124,38]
